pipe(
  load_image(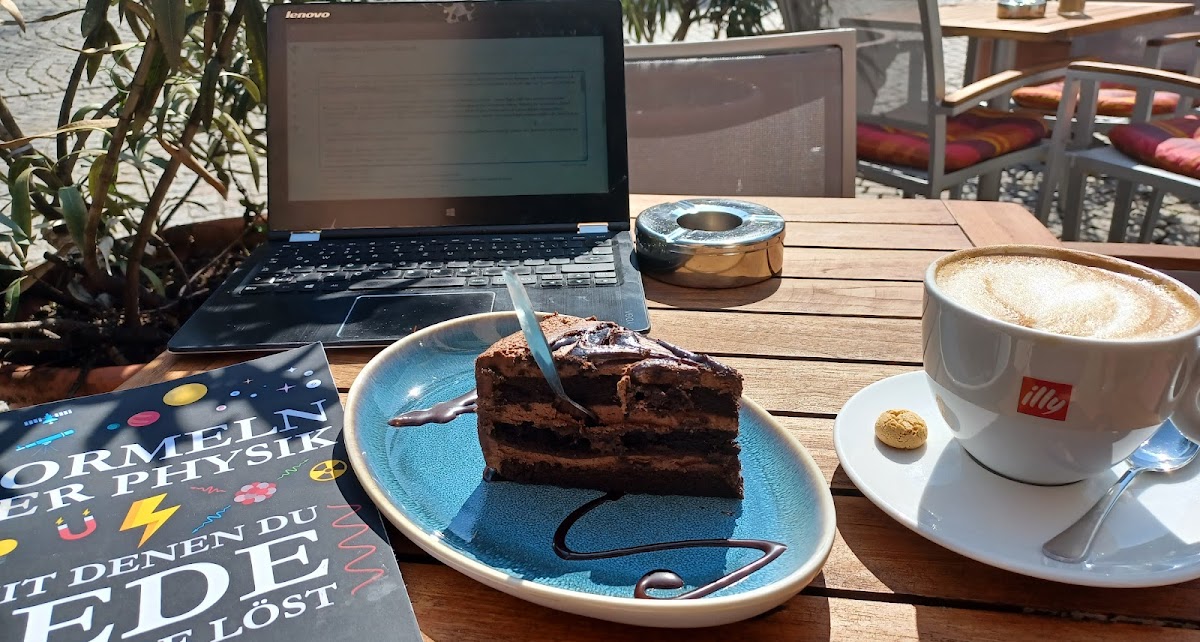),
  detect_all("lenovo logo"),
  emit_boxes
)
[285,10,330,19]
[1017,376,1072,422]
